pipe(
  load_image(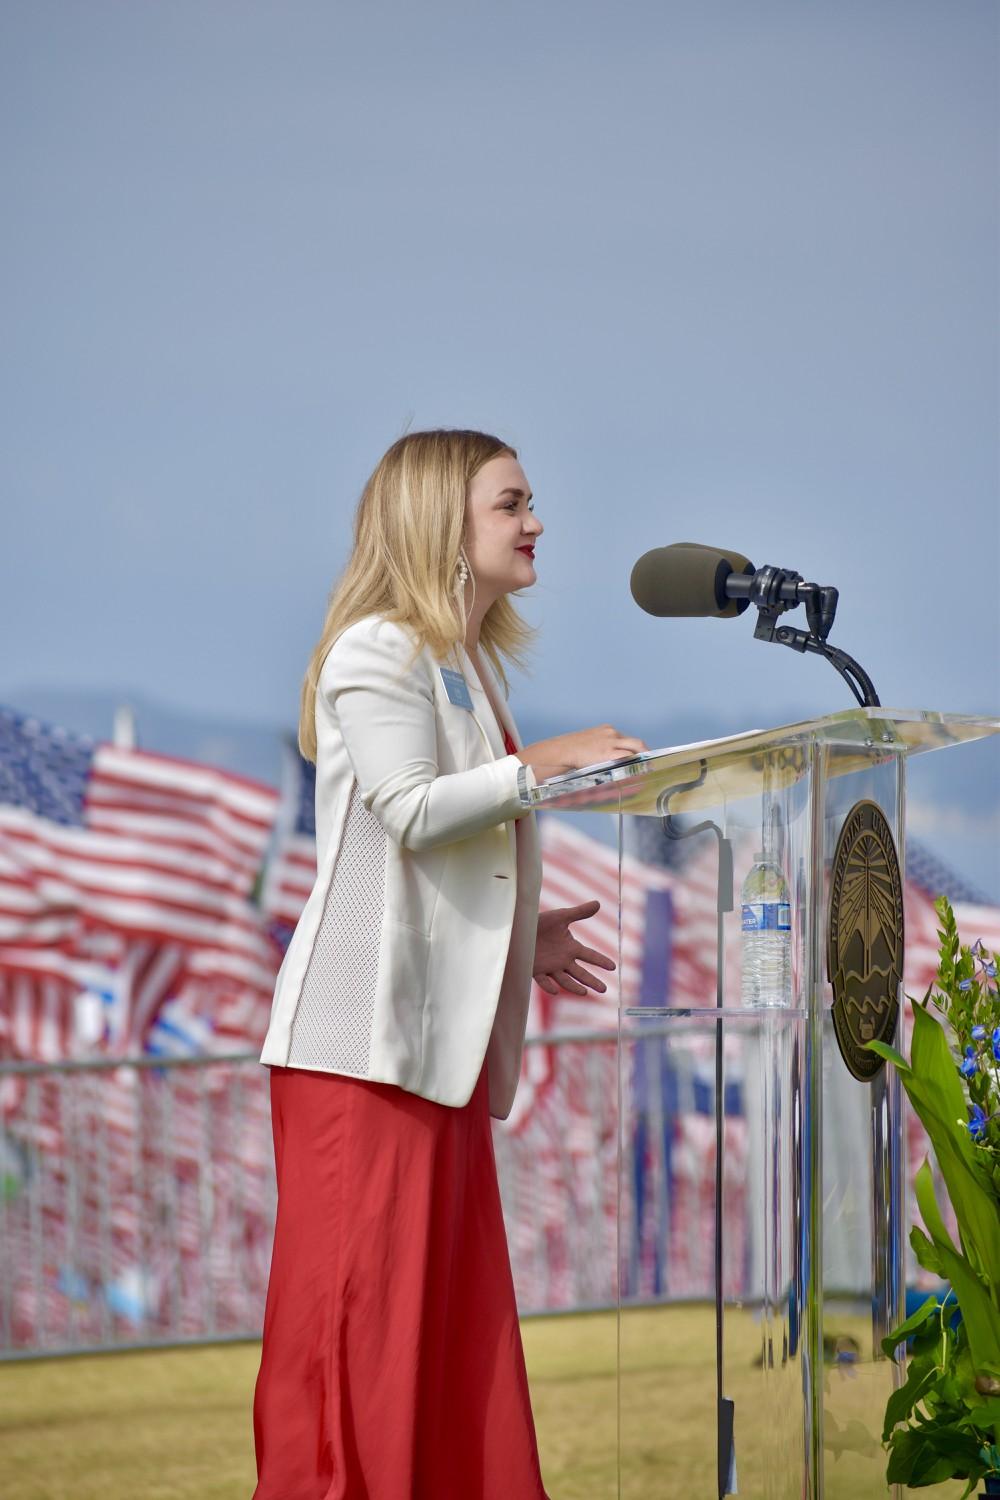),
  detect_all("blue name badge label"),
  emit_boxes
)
[439,666,474,710]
